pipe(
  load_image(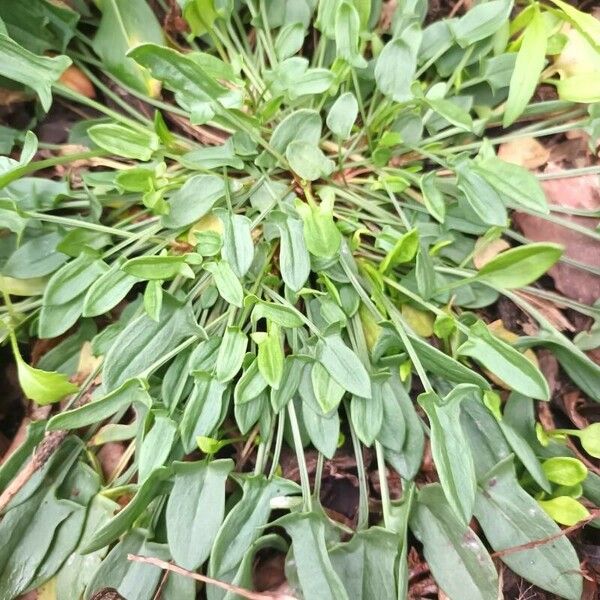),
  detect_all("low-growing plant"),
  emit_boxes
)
[0,1,599,599]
